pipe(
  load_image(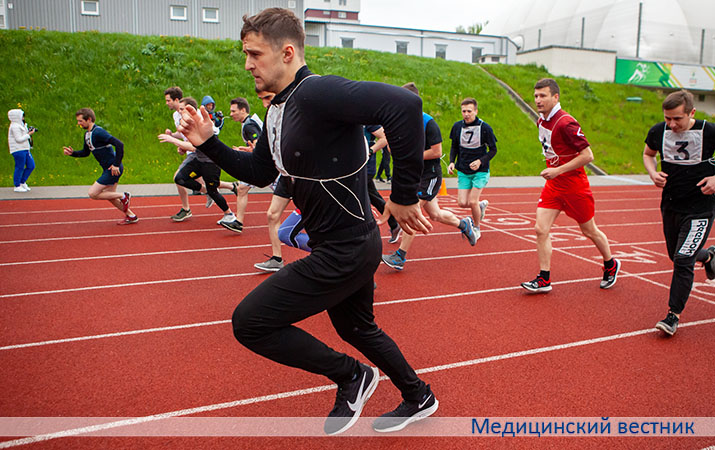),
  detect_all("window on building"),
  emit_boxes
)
[396,41,408,54]
[699,94,706,102]
[0,15,4,29]
[287,0,296,8]
[338,11,346,18]
[202,7,218,23]
[81,0,99,16]
[435,44,447,59]
[339,0,347,5]
[491,56,500,62]
[341,38,354,48]
[323,10,330,15]
[170,5,187,21]
[471,47,483,63]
